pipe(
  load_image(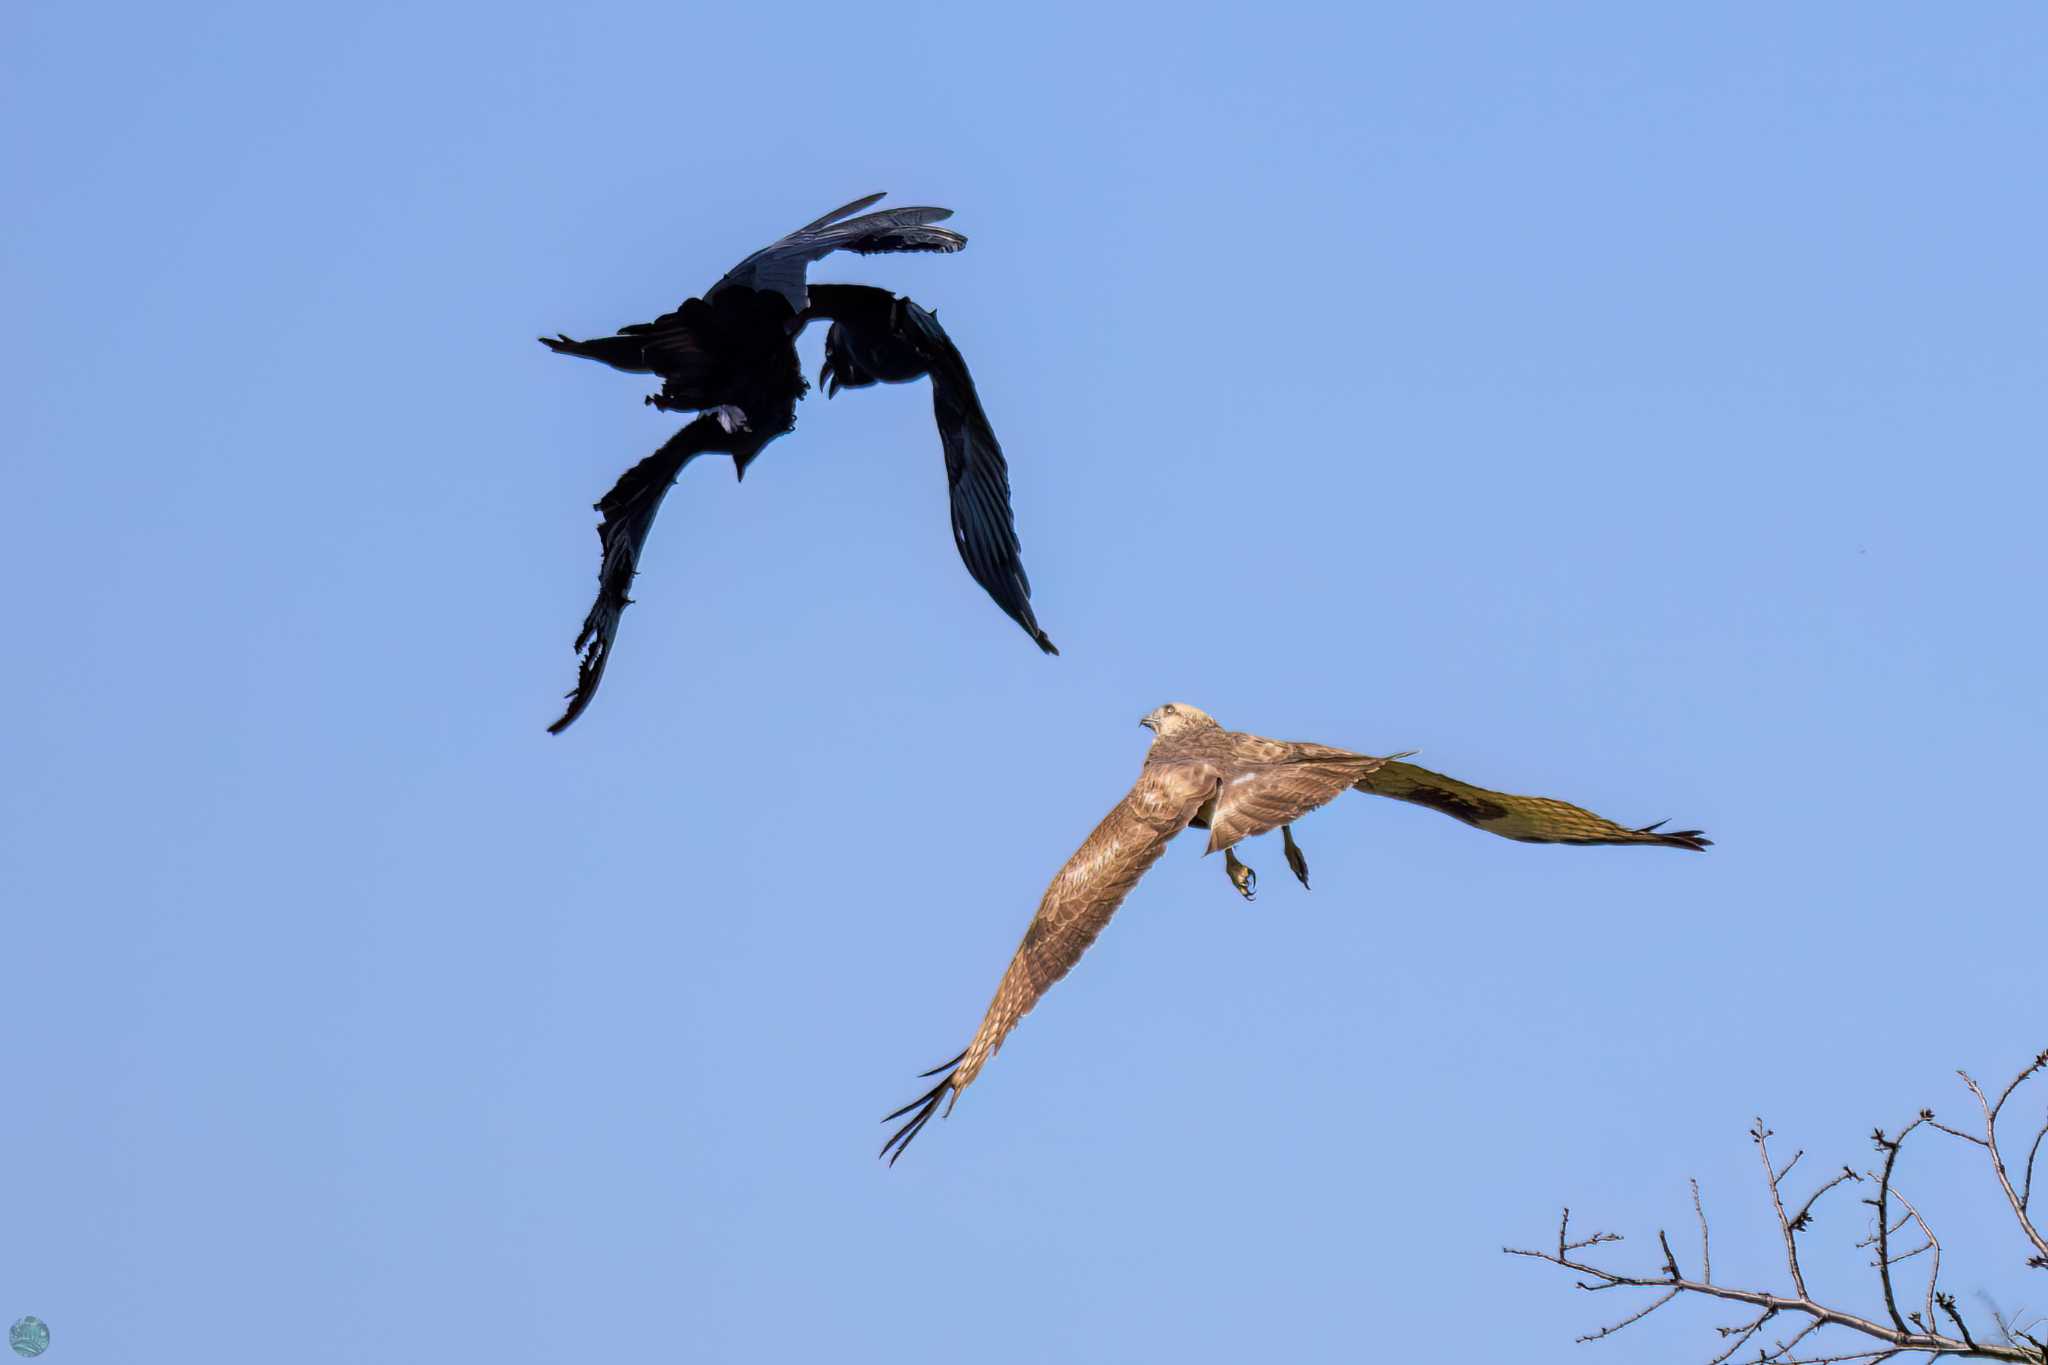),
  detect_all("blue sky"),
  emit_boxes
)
[6,3,2046,1361]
